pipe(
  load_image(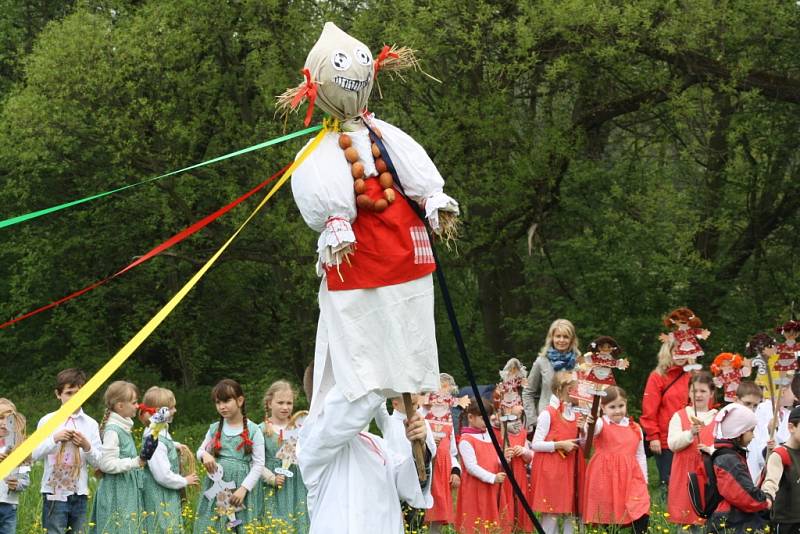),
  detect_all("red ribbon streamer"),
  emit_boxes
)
[1,163,291,330]
[290,68,318,127]
[374,45,399,76]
